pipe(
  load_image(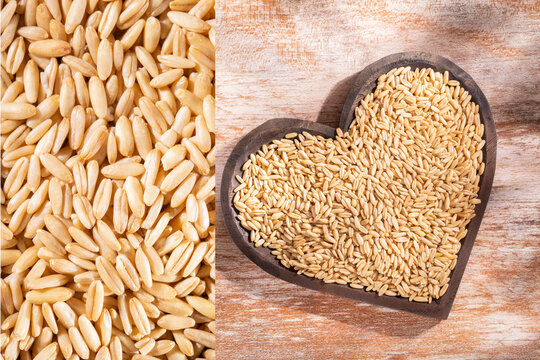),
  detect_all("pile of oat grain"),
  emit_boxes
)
[234,67,484,303]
